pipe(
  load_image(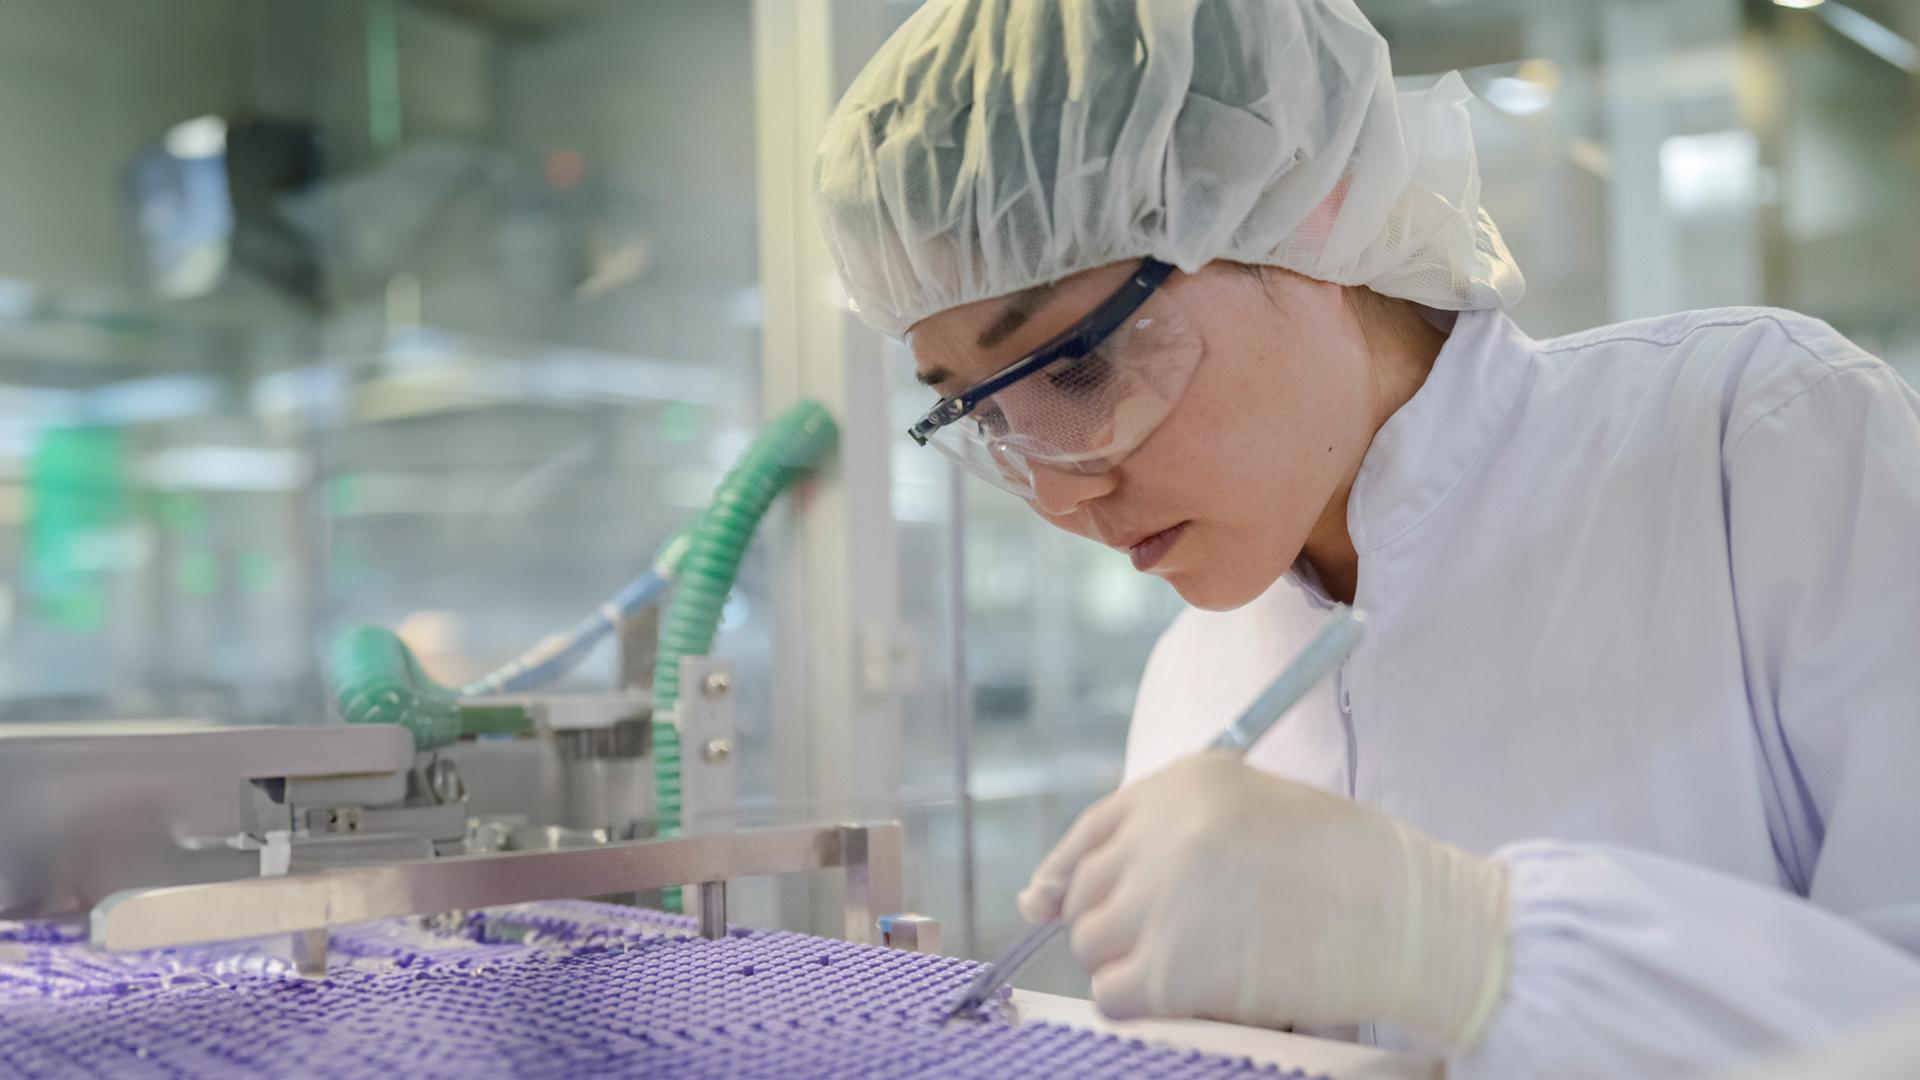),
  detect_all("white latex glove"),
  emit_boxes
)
[1018,753,1511,1046]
